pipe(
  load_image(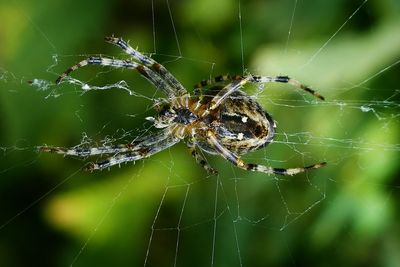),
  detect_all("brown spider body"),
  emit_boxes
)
[206,89,275,155]
[41,36,326,175]
[164,88,275,157]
